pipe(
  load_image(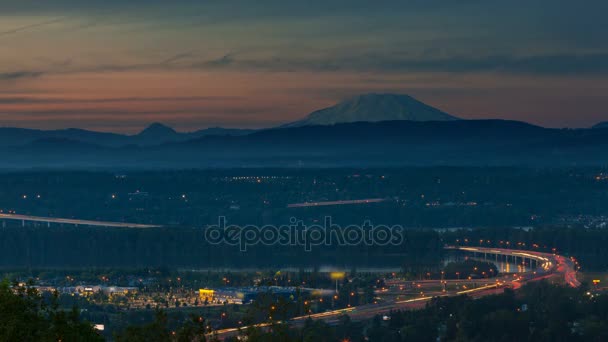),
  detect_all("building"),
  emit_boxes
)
[199,289,215,302]
[205,286,301,304]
